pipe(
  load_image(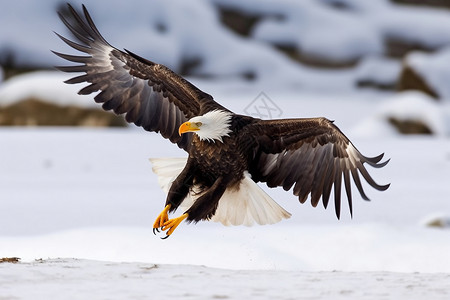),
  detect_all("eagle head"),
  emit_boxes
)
[179,110,232,143]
